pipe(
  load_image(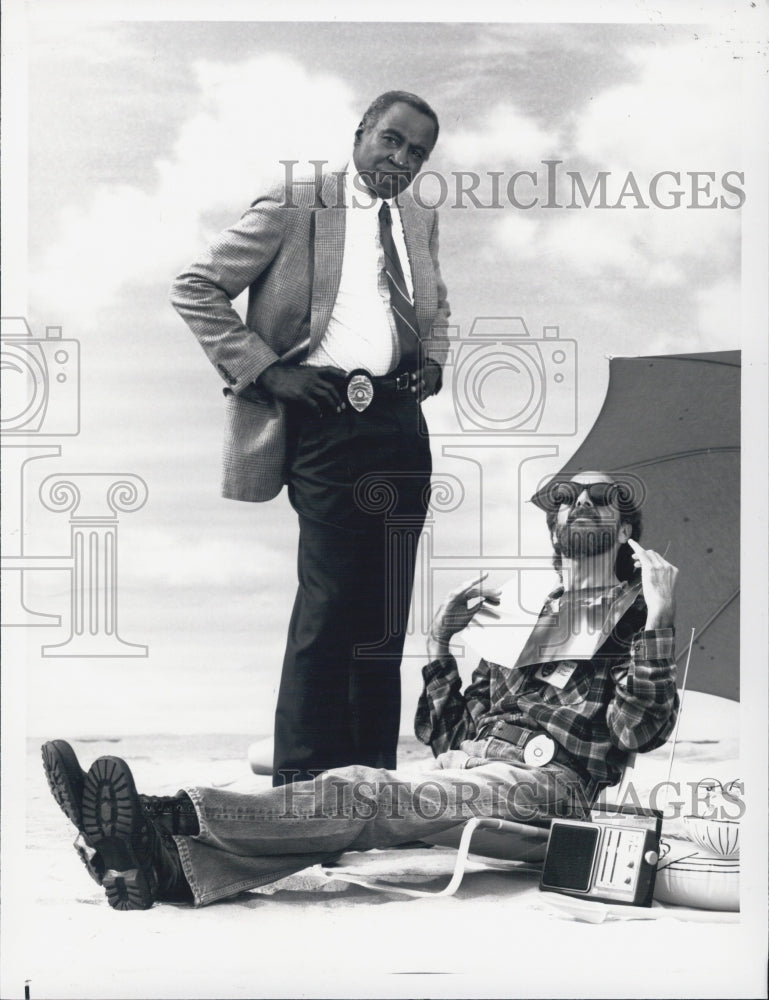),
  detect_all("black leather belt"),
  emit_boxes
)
[370,371,415,392]
[344,369,415,412]
[480,720,575,769]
